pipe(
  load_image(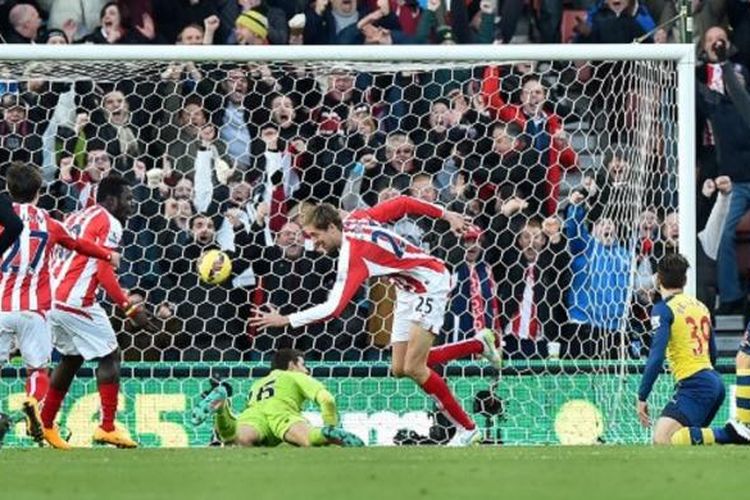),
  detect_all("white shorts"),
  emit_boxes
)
[391,271,452,344]
[0,311,51,368]
[49,304,118,360]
